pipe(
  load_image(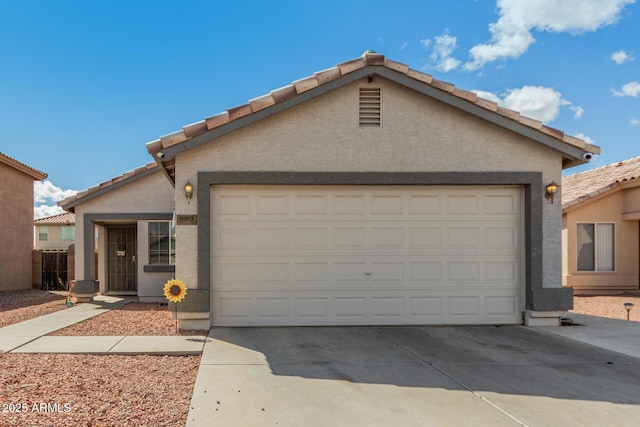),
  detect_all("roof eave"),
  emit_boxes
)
[59,165,159,212]
[146,62,598,177]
